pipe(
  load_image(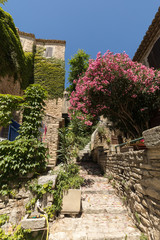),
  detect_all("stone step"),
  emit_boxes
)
[49,214,141,240]
[81,189,115,195]
[49,231,140,240]
[81,192,127,215]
